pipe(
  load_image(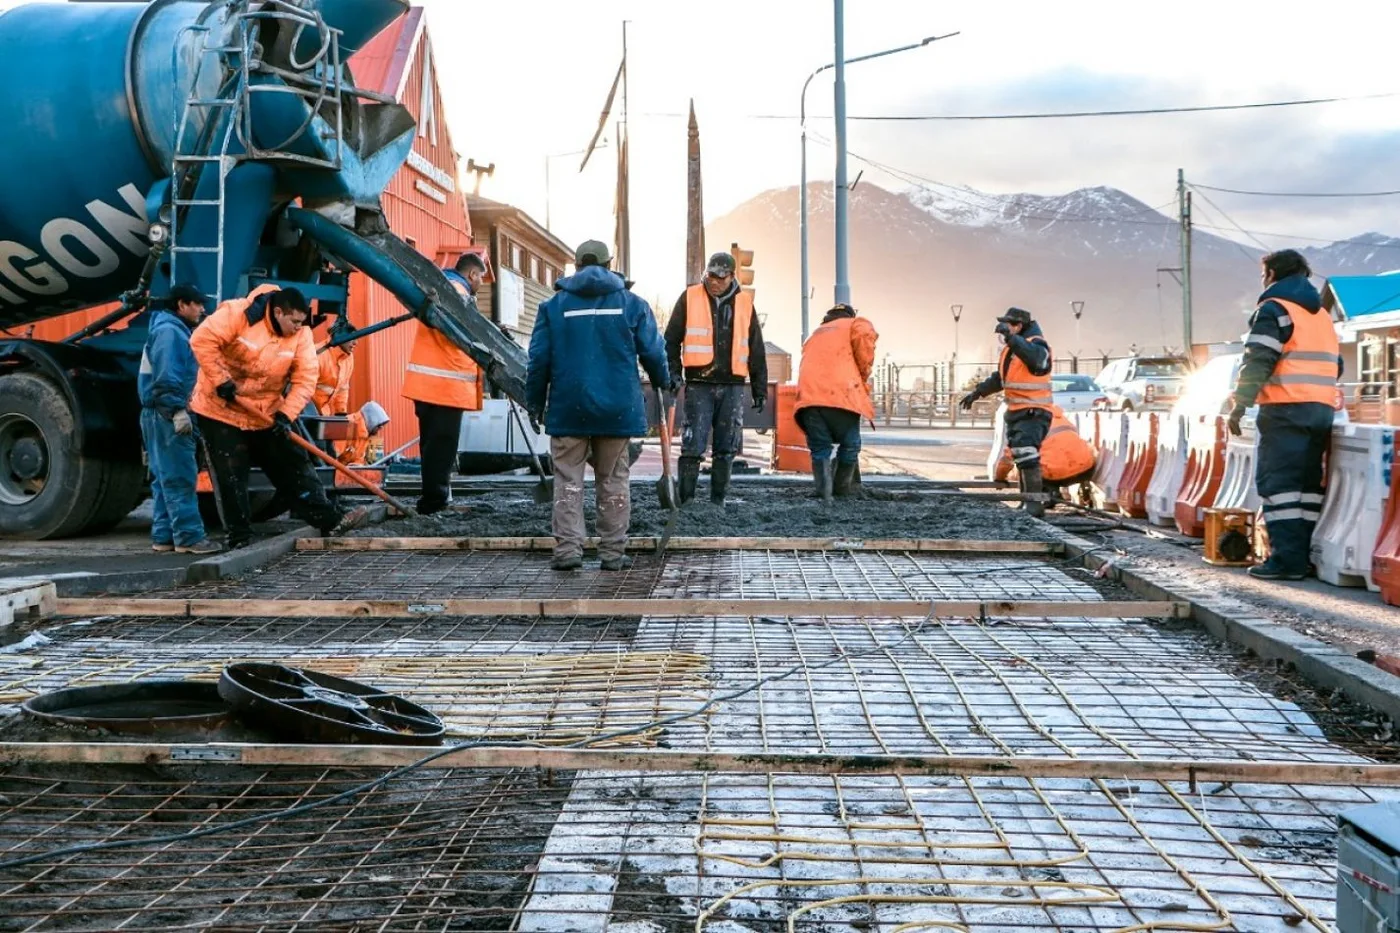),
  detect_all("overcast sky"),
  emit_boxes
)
[416,0,1400,303]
